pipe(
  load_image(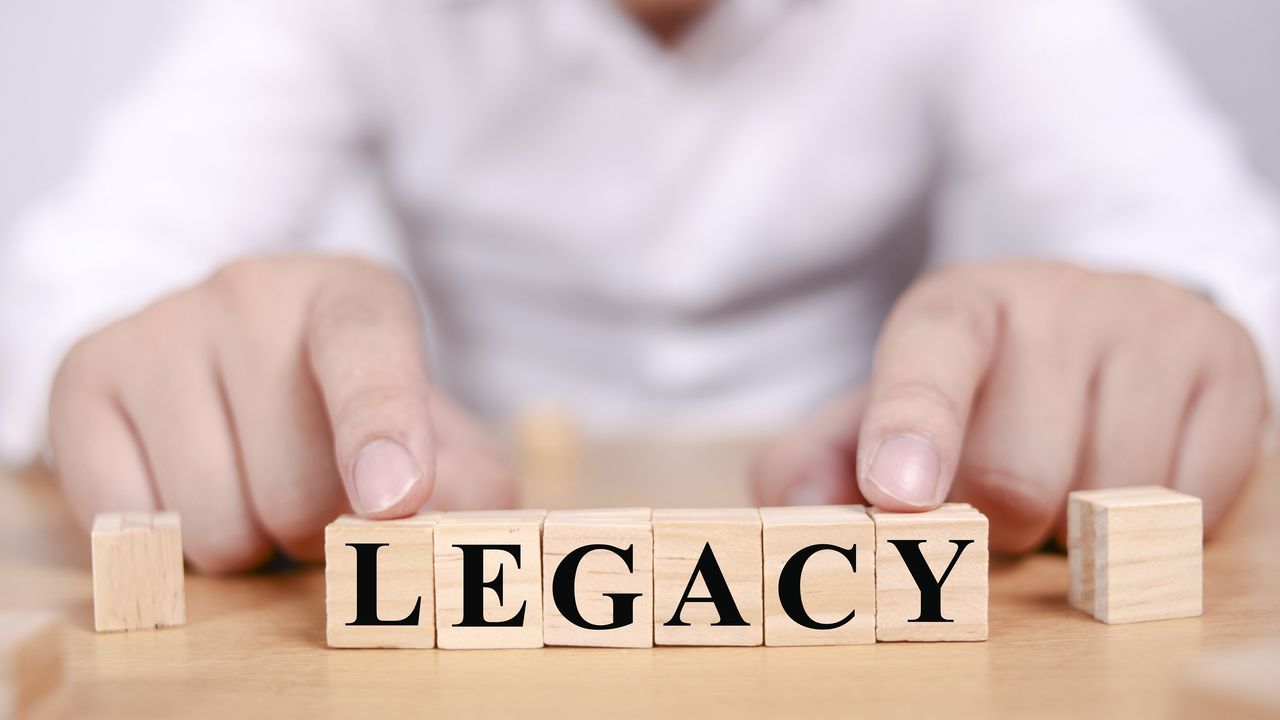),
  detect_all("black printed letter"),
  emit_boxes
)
[347,543,422,626]
[664,542,749,627]
[887,539,973,623]
[777,543,859,630]
[551,544,641,630]
[453,544,527,628]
